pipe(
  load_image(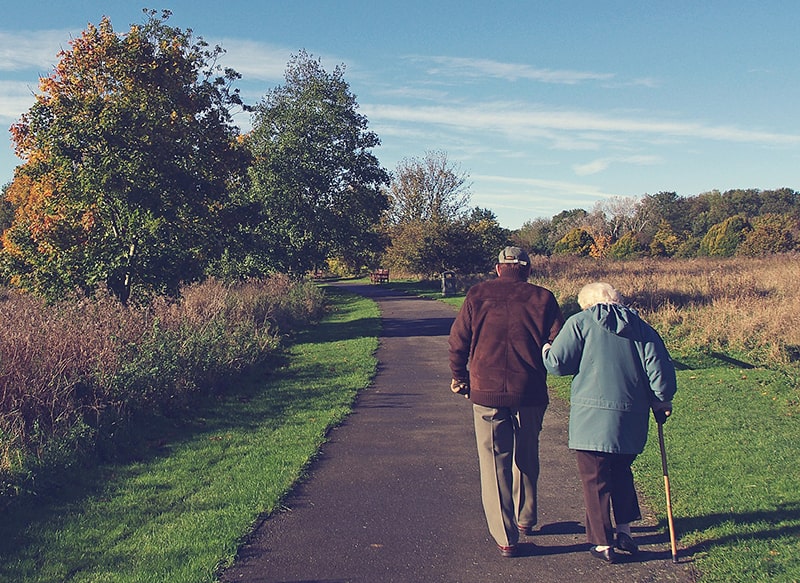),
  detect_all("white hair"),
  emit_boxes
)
[577,282,623,310]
